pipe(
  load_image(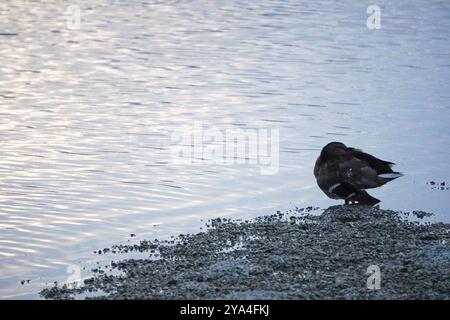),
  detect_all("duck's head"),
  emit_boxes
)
[320,141,348,159]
